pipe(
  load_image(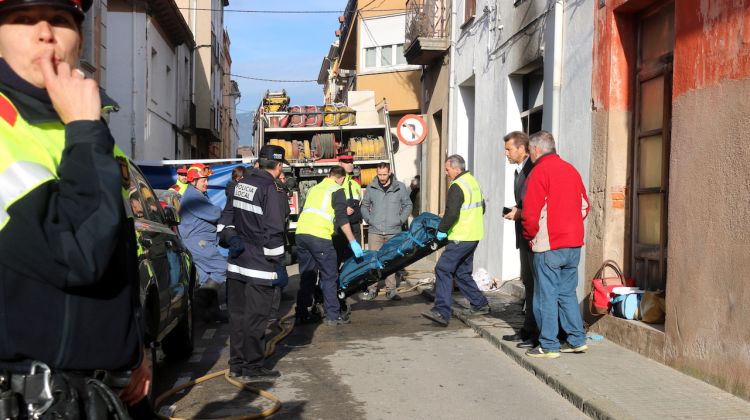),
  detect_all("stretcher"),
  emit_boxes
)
[337,212,444,300]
